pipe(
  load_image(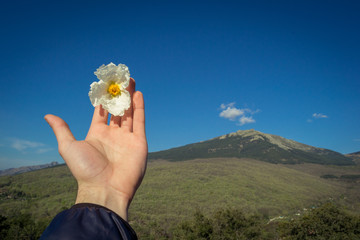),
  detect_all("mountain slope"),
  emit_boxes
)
[148,129,353,165]
[346,151,360,165]
[0,162,60,176]
[1,157,359,238]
